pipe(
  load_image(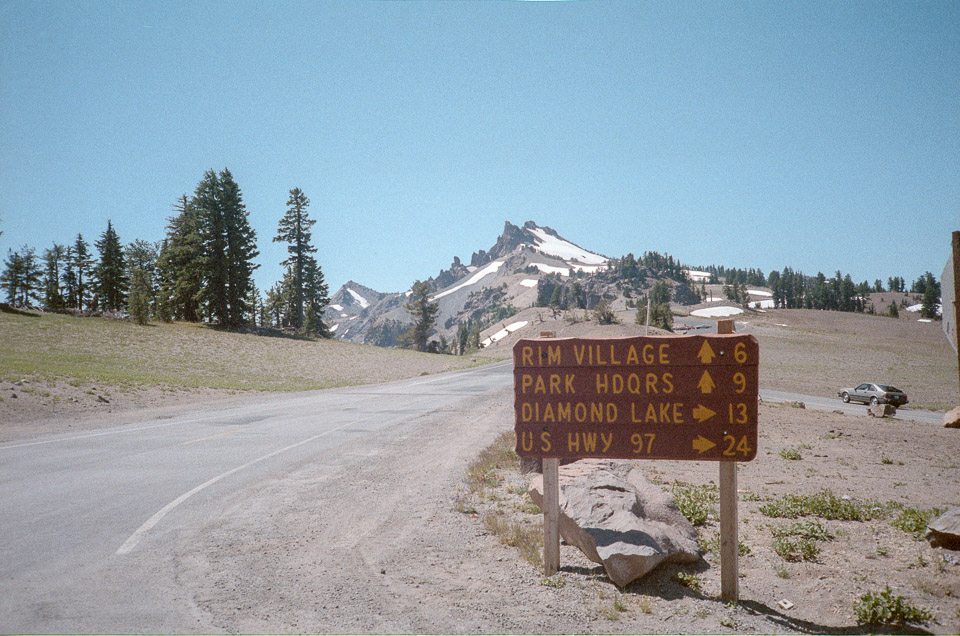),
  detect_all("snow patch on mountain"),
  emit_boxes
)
[520,279,538,288]
[329,304,343,311]
[432,260,504,300]
[532,263,571,276]
[481,320,529,347]
[347,288,370,309]
[529,227,607,265]
[684,270,713,282]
